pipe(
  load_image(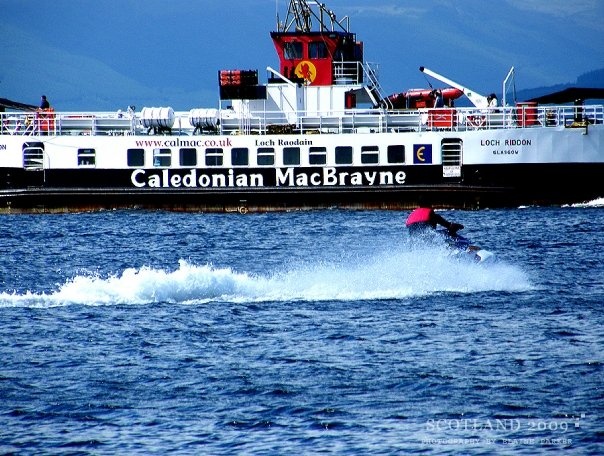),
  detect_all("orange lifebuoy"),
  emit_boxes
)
[467,115,486,128]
